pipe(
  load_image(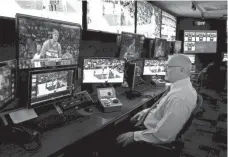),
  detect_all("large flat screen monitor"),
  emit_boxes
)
[28,67,76,108]
[143,59,166,76]
[16,13,81,69]
[137,1,161,38]
[83,58,125,83]
[184,30,217,53]
[87,0,135,34]
[0,0,82,25]
[153,38,168,58]
[161,11,176,41]
[119,32,145,61]
[0,60,17,112]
